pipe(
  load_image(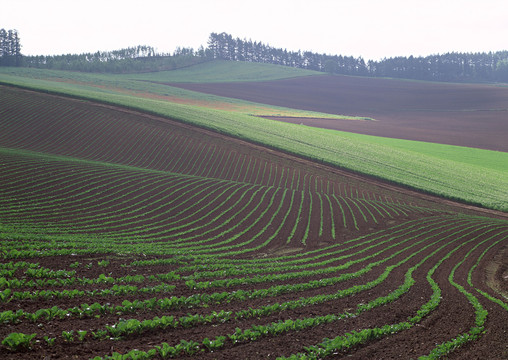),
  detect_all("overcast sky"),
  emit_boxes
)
[2,0,507,60]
